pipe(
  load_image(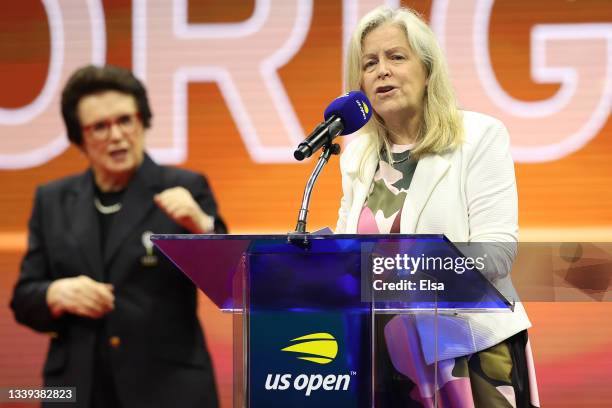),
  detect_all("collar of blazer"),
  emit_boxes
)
[343,139,451,234]
[69,154,163,275]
